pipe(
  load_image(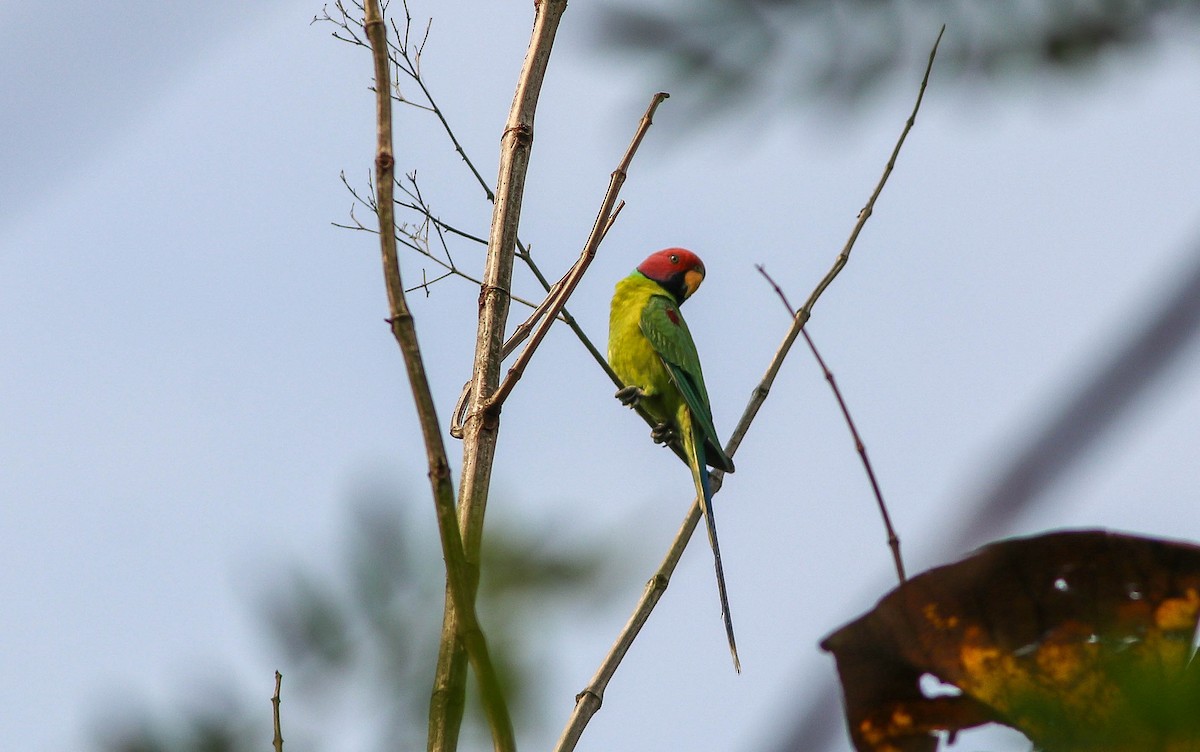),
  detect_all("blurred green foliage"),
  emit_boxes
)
[93,486,619,752]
